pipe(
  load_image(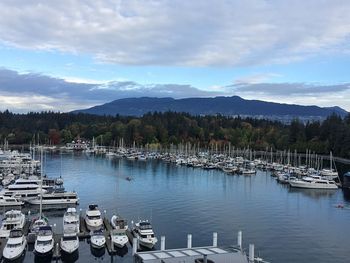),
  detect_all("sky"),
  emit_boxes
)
[0,0,350,113]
